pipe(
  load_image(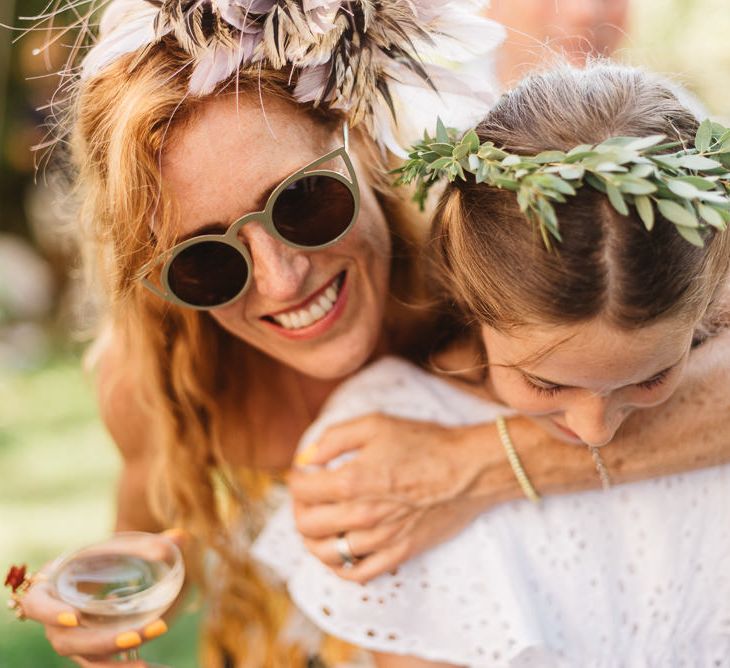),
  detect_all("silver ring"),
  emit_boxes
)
[334,534,356,568]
